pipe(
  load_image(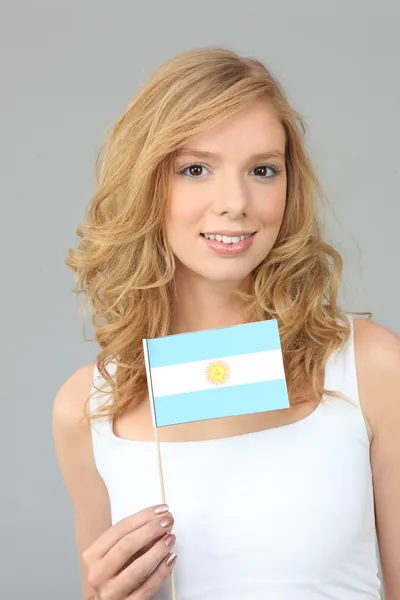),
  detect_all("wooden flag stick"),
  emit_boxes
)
[143,337,177,599]
[154,424,177,600]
